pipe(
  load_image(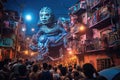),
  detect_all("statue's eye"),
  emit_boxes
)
[40,14,43,17]
[45,14,49,16]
